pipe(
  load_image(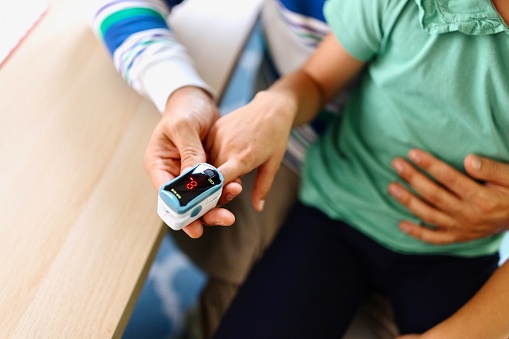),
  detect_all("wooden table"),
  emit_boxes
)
[0,0,261,337]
